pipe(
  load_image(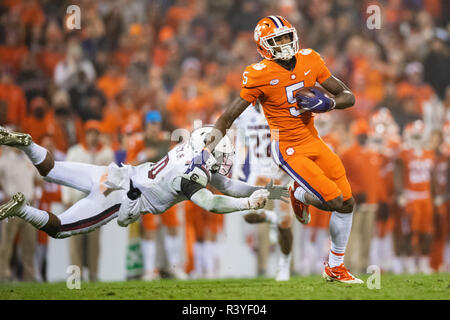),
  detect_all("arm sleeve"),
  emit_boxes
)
[190,187,250,214]
[180,177,205,199]
[210,173,262,197]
